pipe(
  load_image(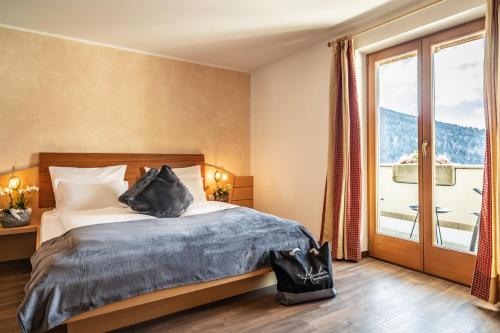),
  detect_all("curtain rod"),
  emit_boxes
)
[327,0,446,47]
